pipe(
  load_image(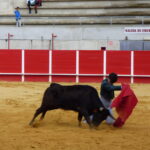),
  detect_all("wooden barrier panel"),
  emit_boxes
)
[134,51,150,75]
[52,50,76,82]
[134,77,150,83]
[106,51,131,83]
[79,76,103,83]
[134,51,150,83]
[24,50,49,82]
[0,50,21,73]
[79,50,103,74]
[0,75,21,82]
[0,50,22,81]
[106,51,131,74]
[79,50,103,82]
[0,49,150,83]
[52,76,76,83]
[25,75,49,82]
